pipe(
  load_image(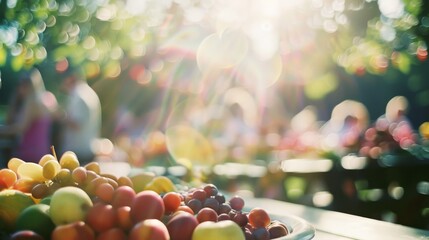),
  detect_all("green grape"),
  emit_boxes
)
[106,178,118,189]
[7,158,25,173]
[117,176,133,188]
[43,160,61,180]
[54,168,73,186]
[85,177,108,196]
[59,151,80,170]
[84,162,100,174]
[38,154,56,166]
[17,162,45,182]
[101,173,118,182]
[48,181,61,194]
[84,170,99,184]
